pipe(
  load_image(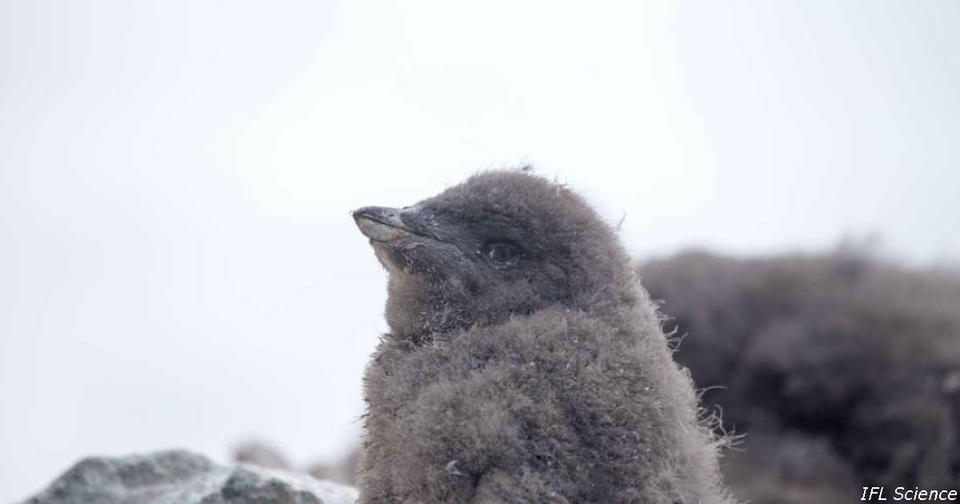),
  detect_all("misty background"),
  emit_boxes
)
[2,0,958,500]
